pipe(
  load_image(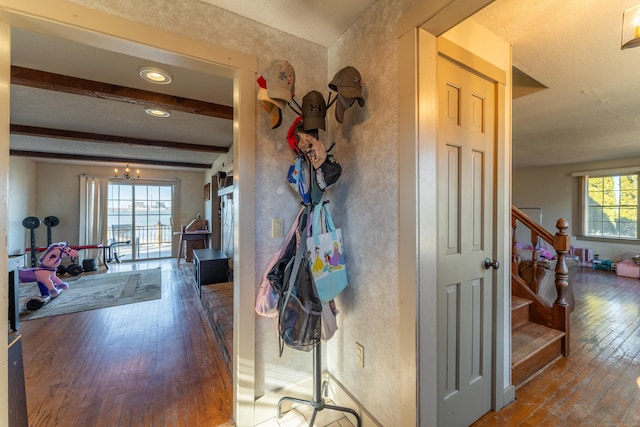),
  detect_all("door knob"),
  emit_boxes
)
[484,258,500,270]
